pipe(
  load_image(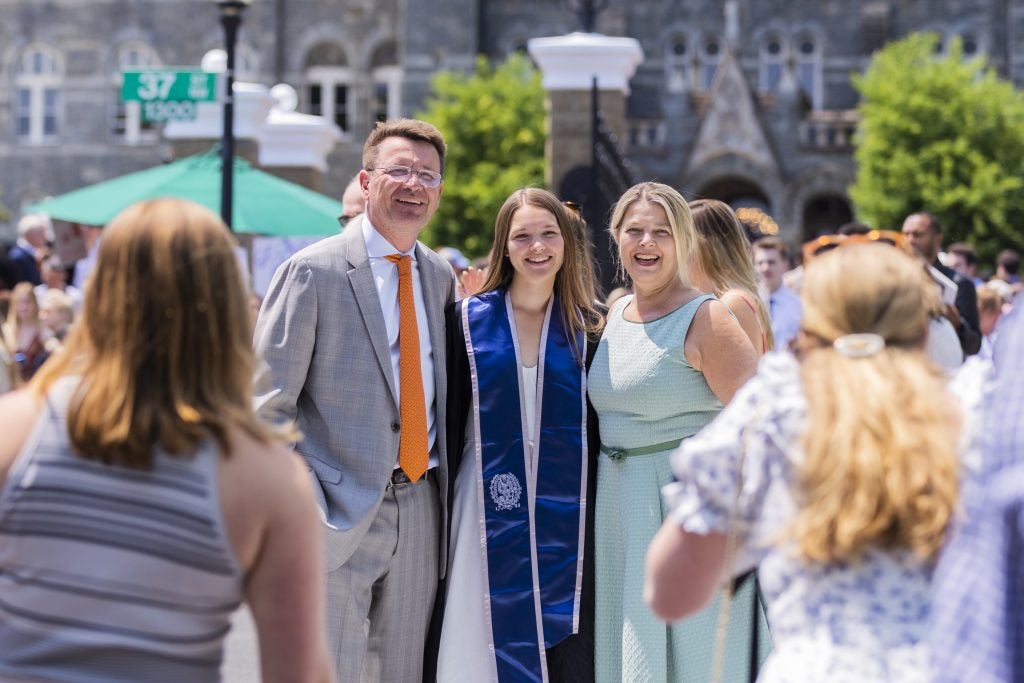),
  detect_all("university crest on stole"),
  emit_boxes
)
[489,472,522,511]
